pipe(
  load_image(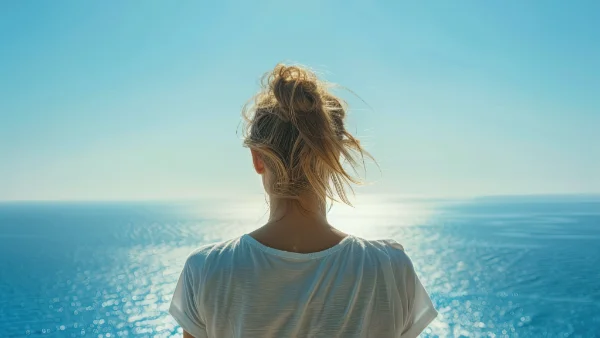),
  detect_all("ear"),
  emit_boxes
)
[251,149,265,174]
